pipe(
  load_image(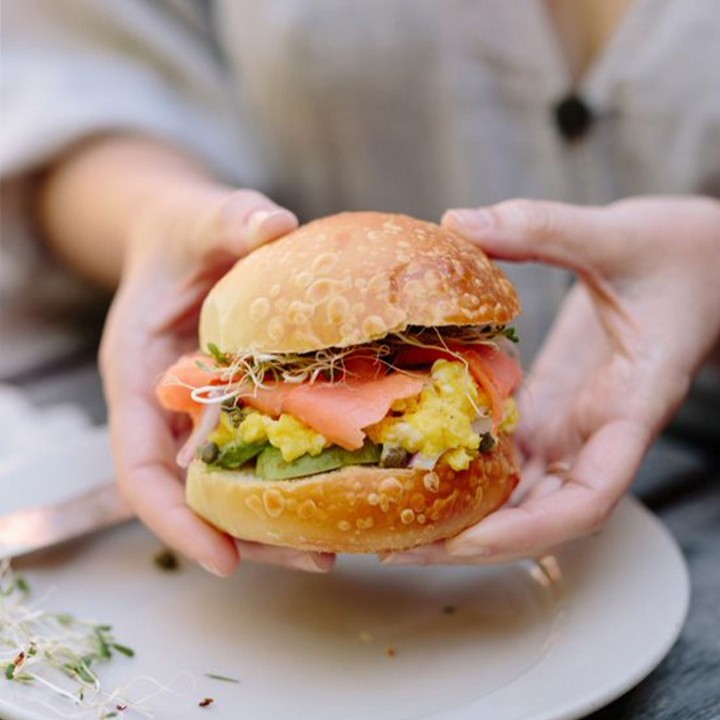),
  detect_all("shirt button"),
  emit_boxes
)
[554,94,594,141]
